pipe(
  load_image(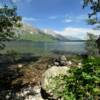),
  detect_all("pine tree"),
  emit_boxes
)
[83,0,100,53]
[0,5,22,49]
[83,0,100,28]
